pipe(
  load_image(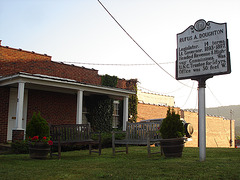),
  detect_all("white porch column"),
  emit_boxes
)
[123,96,129,131]
[76,90,83,124]
[15,82,25,130]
